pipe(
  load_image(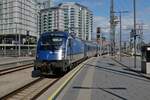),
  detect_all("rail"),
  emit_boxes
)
[0,63,33,76]
[1,77,60,100]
